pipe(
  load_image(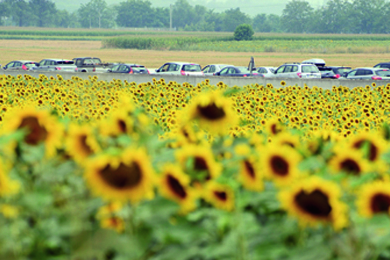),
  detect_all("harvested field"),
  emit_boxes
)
[0,39,389,69]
